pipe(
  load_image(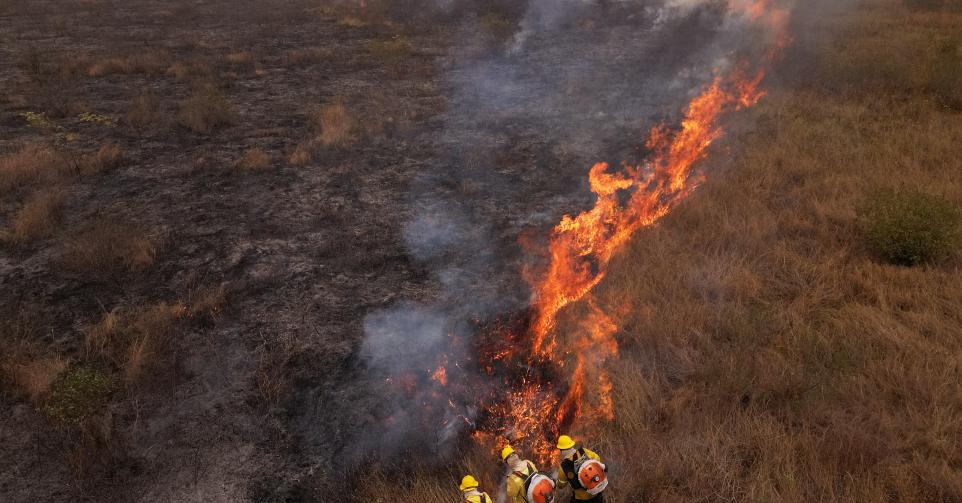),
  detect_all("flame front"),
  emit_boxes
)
[478,3,790,462]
